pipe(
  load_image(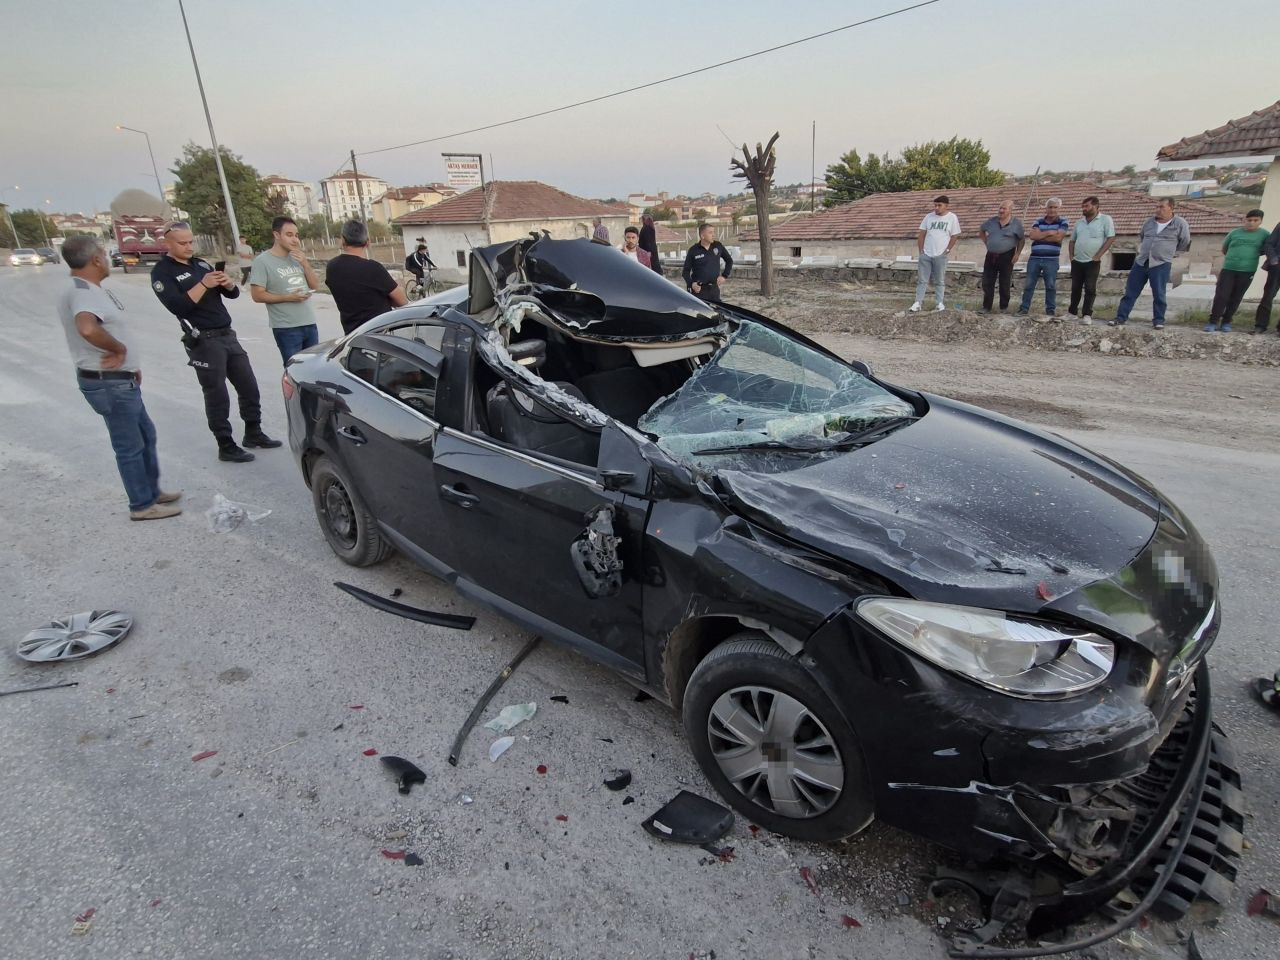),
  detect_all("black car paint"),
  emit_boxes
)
[284,239,1222,893]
